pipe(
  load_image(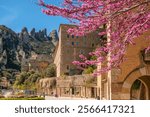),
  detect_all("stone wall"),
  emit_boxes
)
[97,30,150,100]
[54,24,101,77]
[111,31,150,100]
[37,74,98,98]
